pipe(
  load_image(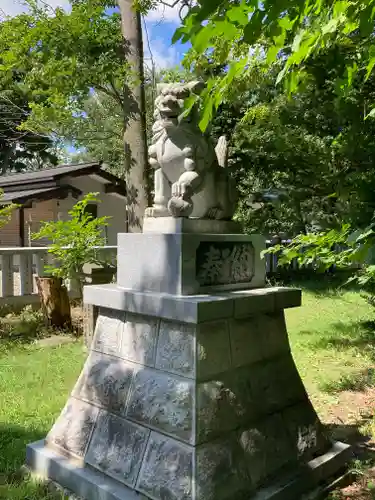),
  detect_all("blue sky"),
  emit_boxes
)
[0,0,187,70]
[141,4,187,69]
